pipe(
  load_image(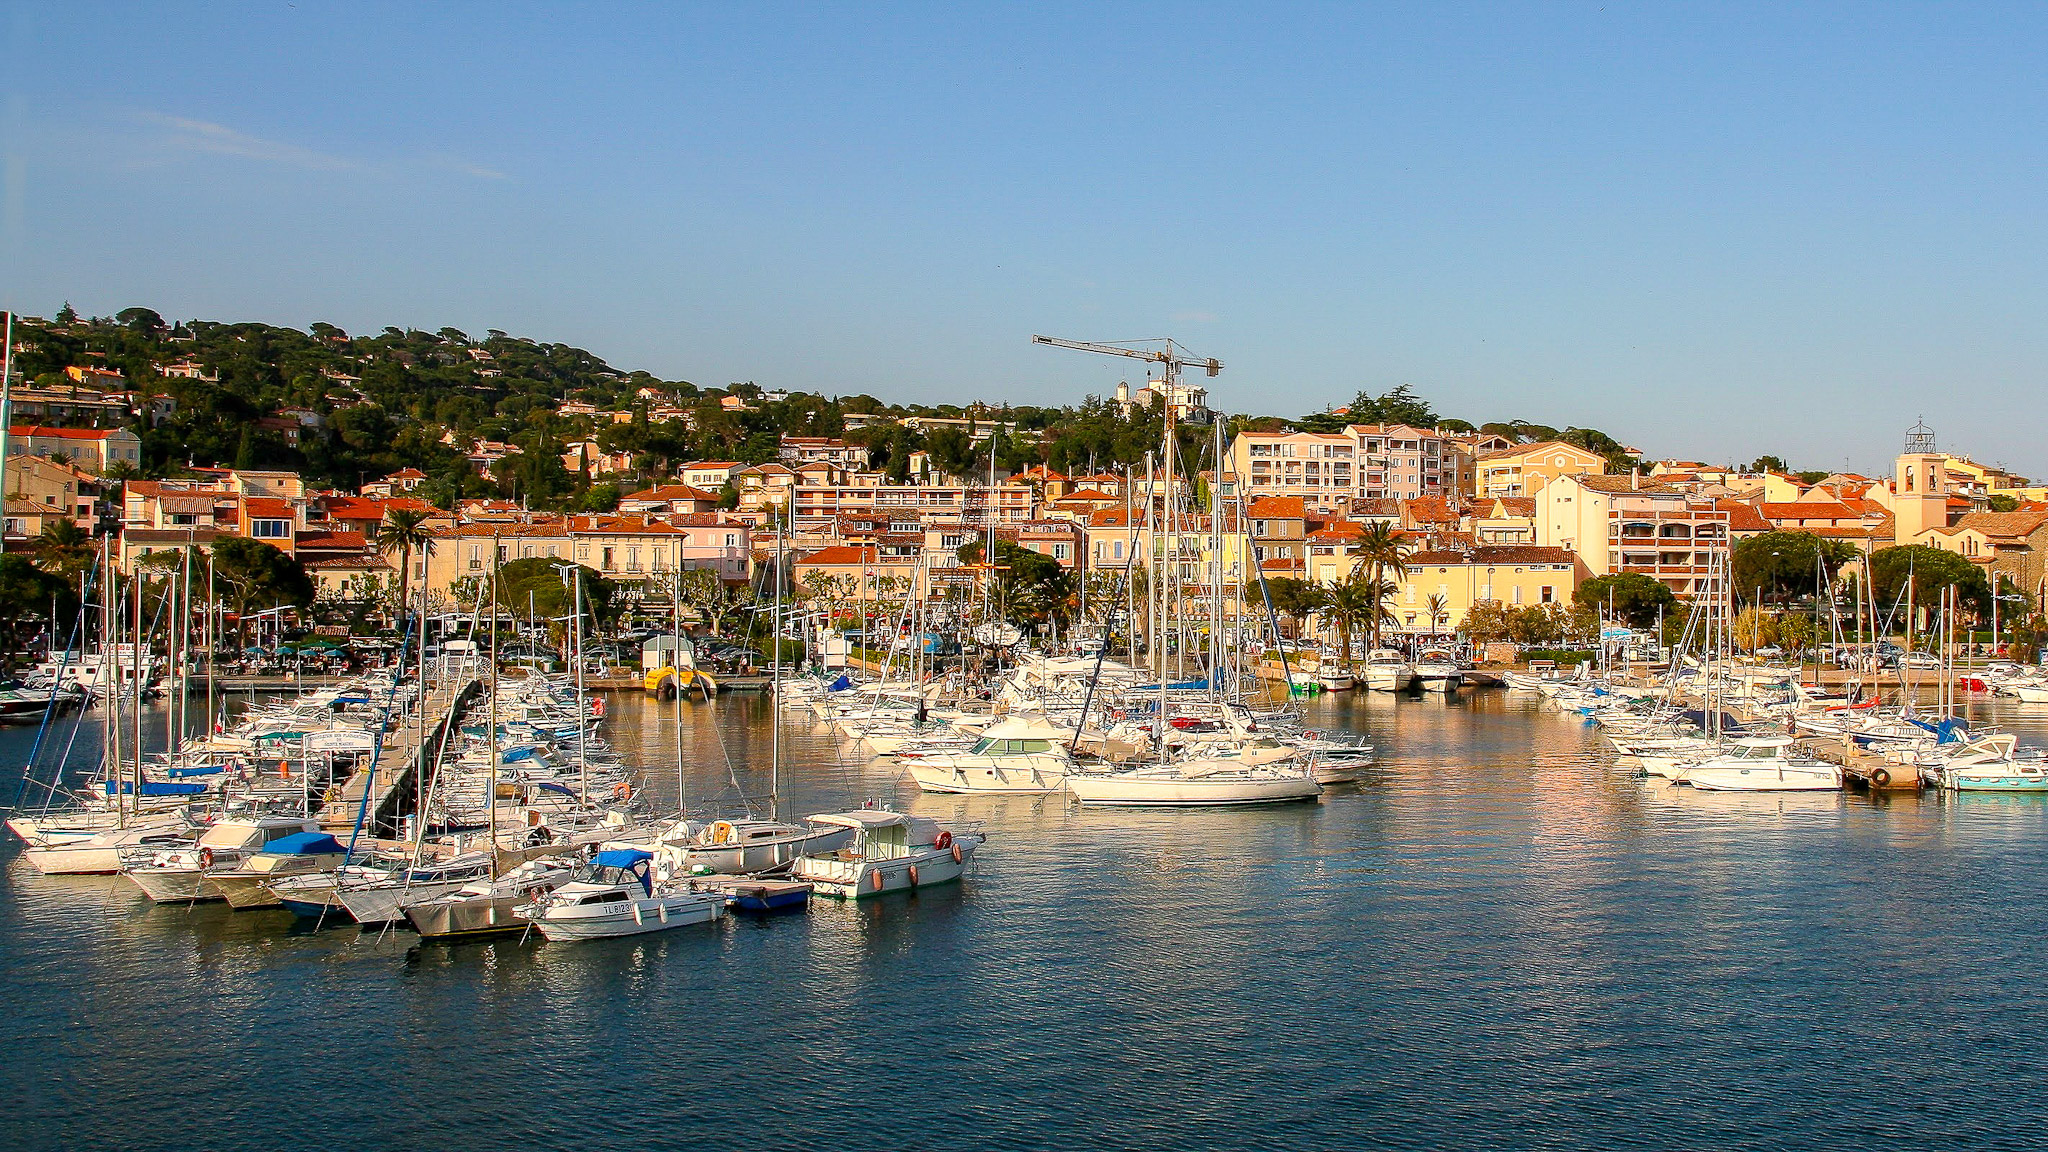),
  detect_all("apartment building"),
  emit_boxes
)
[1228,424,1454,509]
[1388,545,1581,635]
[1475,441,1605,499]
[1536,473,1734,597]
